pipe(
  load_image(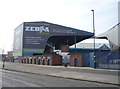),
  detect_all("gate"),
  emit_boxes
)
[96,51,120,69]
